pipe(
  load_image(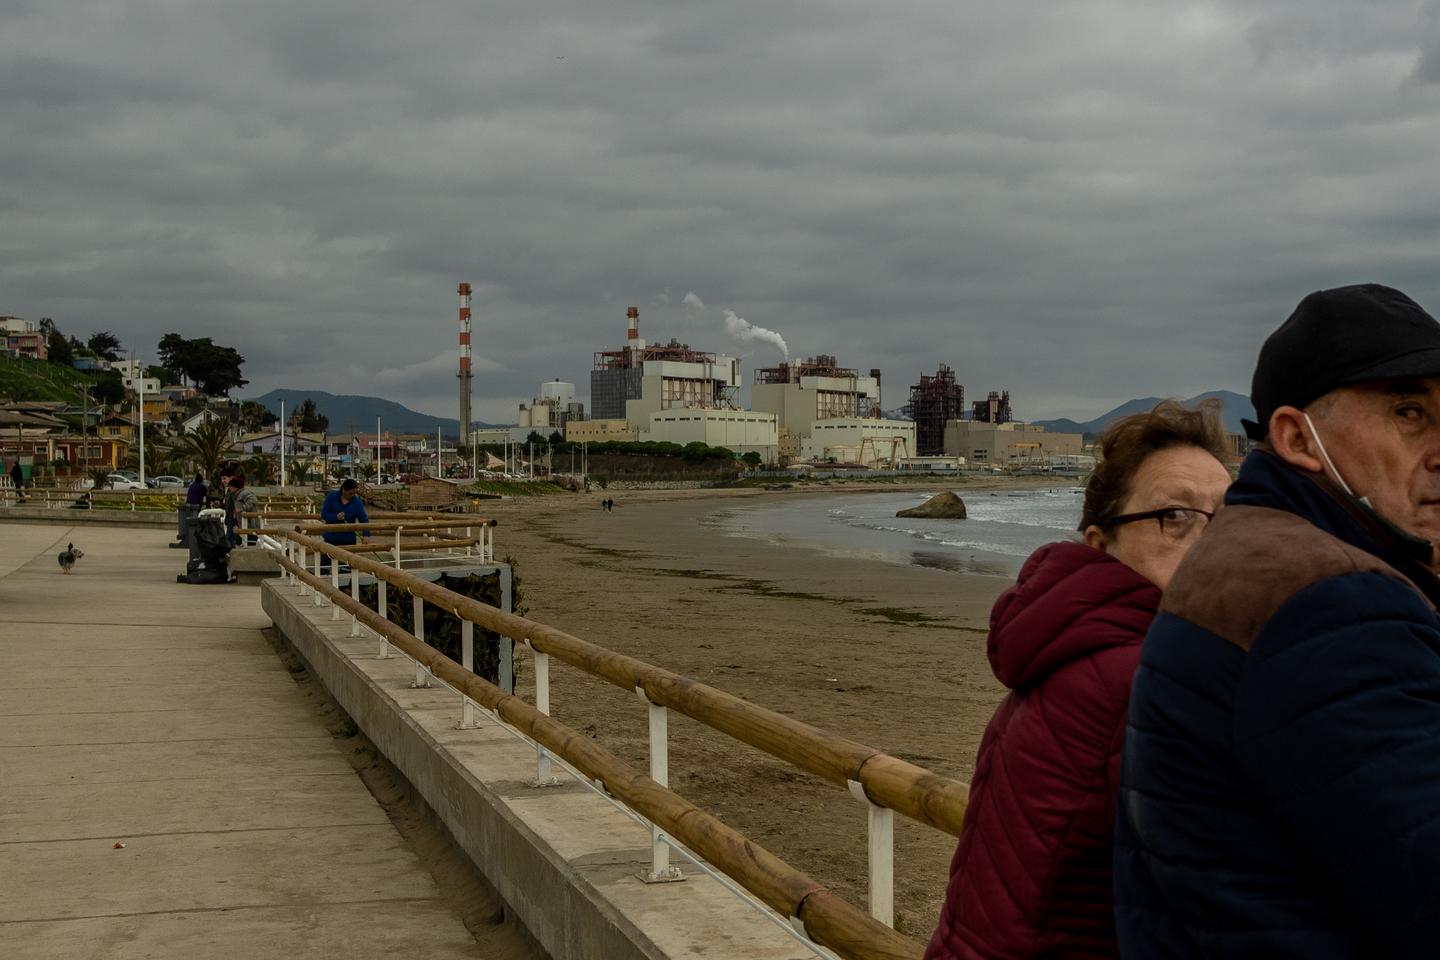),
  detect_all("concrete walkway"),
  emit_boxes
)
[0,523,484,959]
